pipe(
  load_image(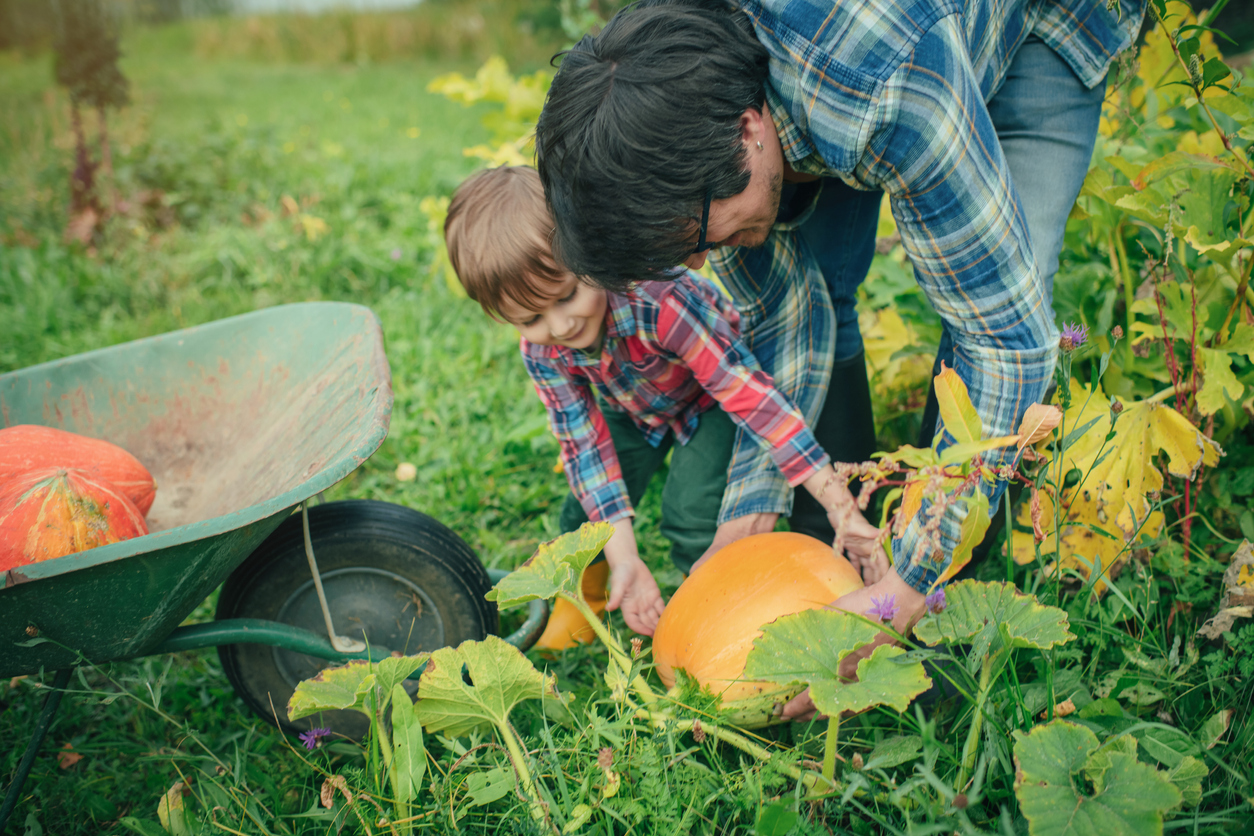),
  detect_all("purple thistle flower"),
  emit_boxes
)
[1059,322,1089,352]
[390,248,403,261]
[926,588,947,614]
[867,593,899,623]
[299,727,332,750]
